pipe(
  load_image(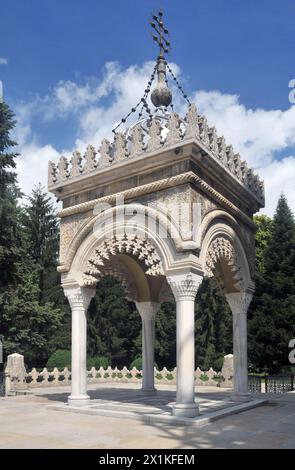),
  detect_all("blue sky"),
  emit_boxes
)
[1,0,295,214]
